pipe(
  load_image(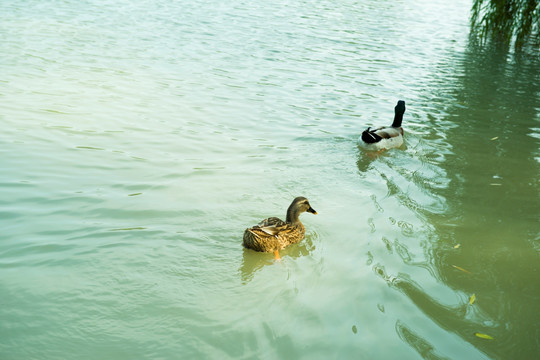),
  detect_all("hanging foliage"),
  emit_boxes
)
[471,0,540,51]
